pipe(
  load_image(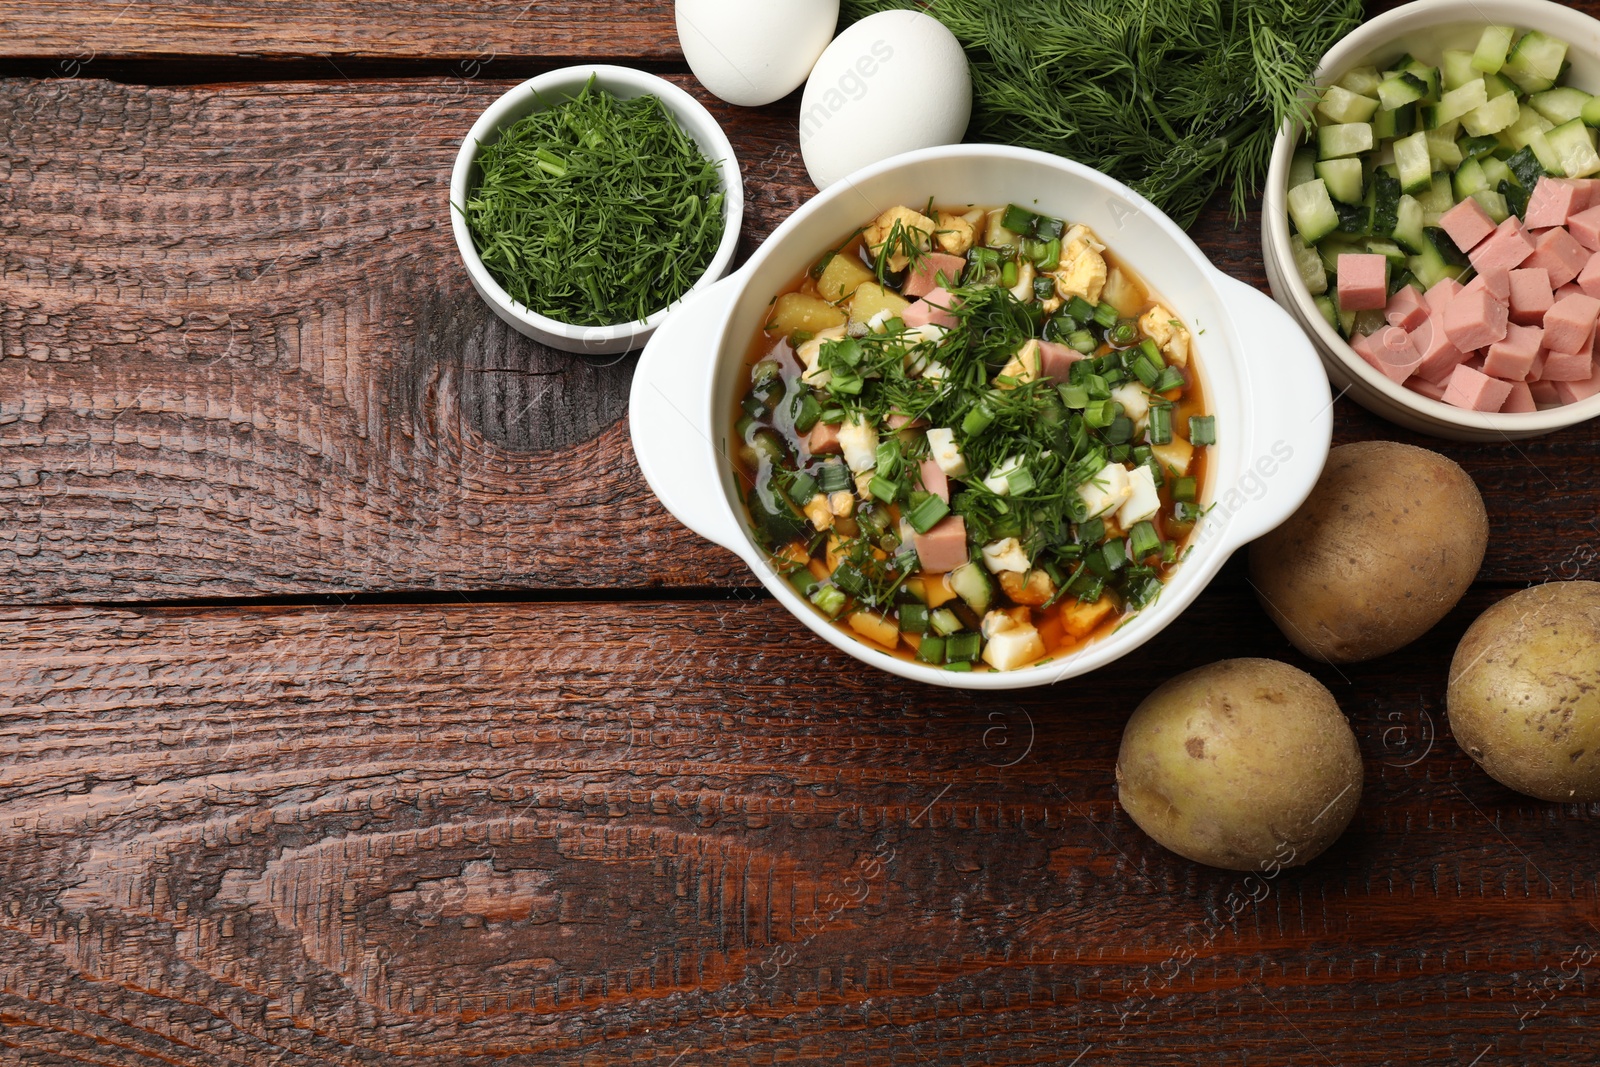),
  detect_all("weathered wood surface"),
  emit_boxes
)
[0,585,1596,1066]
[0,2,680,62]
[3,74,1598,601]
